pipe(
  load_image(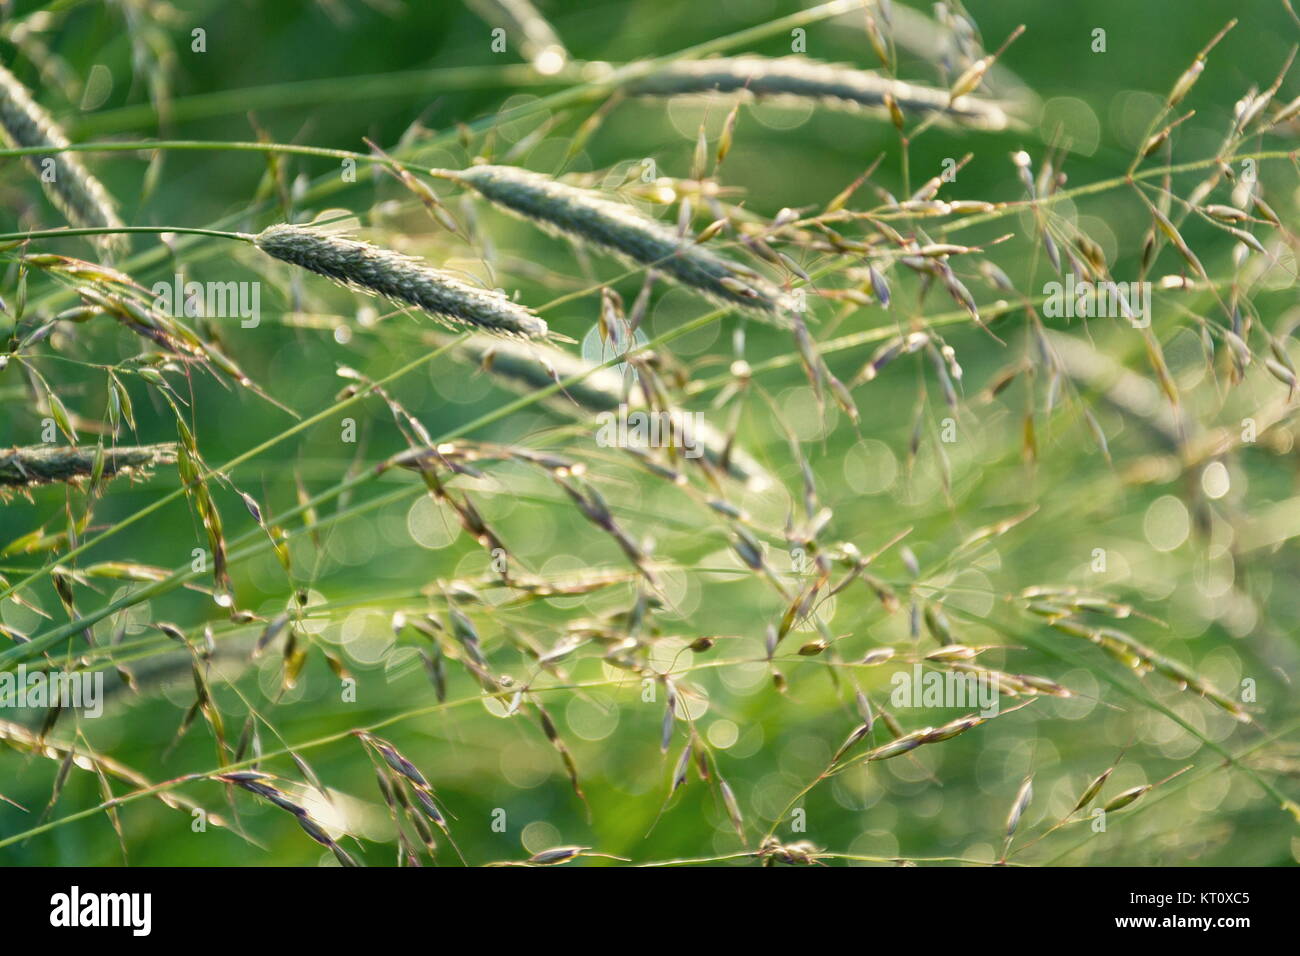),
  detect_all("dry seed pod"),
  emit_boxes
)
[718,779,745,840]
[253,223,547,338]
[864,729,932,760]
[832,722,872,762]
[1005,776,1033,838]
